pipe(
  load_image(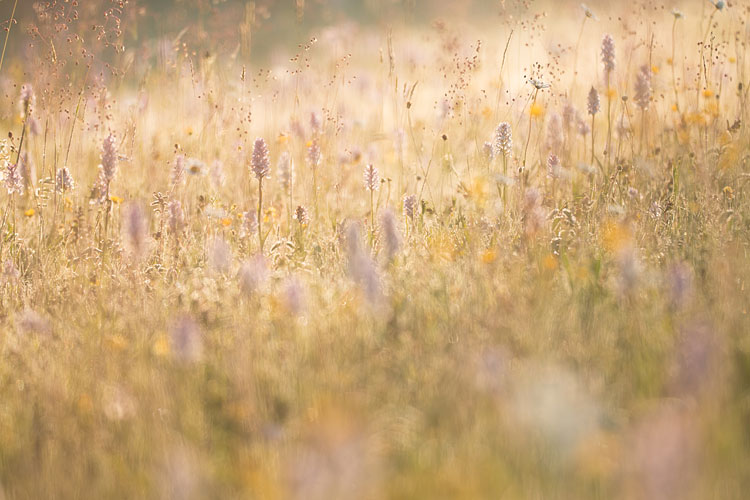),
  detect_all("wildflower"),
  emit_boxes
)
[587,87,600,115]
[2,260,19,285]
[307,138,321,167]
[364,164,379,191]
[545,113,564,153]
[16,308,51,336]
[89,171,108,204]
[576,115,590,136]
[379,208,401,261]
[615,245,641,297]
[5,161,23,195]
[601,34,615,73]
[294,205,309,226]
[581,3,598,20]
[238,254,269,297]
[278,151,294,190]
[634,65,652,110]
[345,222,382,304]
[671,8,684,19]
[310,111,321,134]
[101,134,118,183]
[563,103,577,128]
[529,102,545,118]
[20,84,34,118]
[207,237,232,274]
[493,122,513,158]
[282,275,306,315]
[55,167,75,193]
[482,141,494,162]
[171,154,185,186]
[529,78,551,90]
[19,153,35,190]
[242,210,258,236]
[209,160,225,189]
[169,315,203,363]
[251,138,270,180]
[28,117,41,136]
[122,202,148,258]
[546,153,563,179]
[186,158,205,176]
[167,200,185,234]
[403,194,417,220]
